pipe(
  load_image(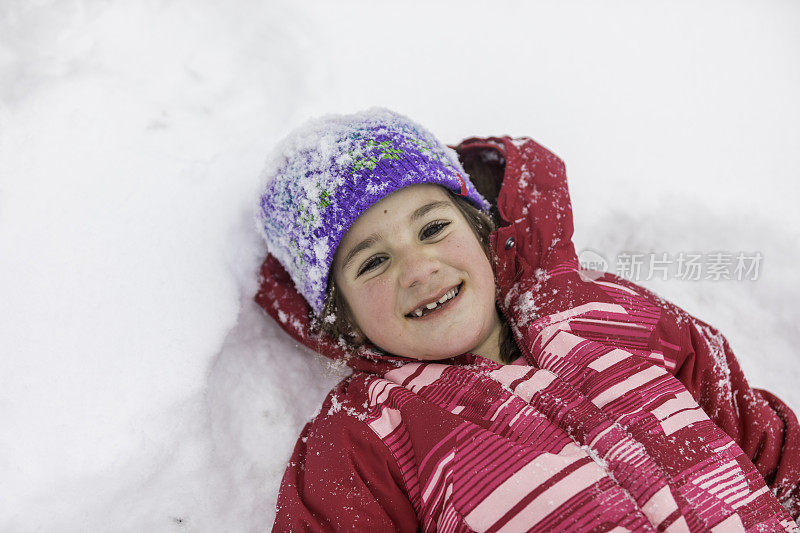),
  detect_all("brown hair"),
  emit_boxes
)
[312,158,521,364]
